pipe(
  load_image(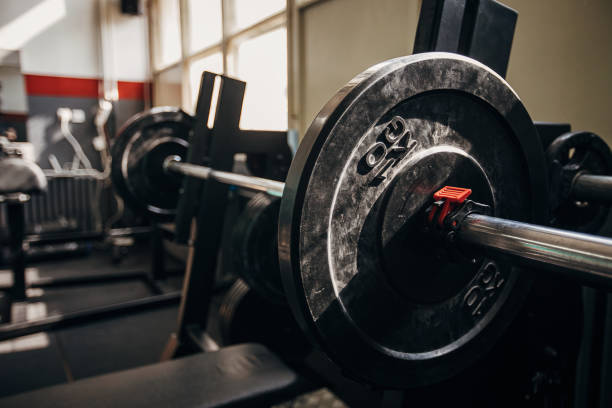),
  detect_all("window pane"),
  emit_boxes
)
[188,52,223,110]
[231,0,285,32]
[154,65,182,107]
[229,27,287,130]
[187,0,222,53]
[154,0,182,69]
